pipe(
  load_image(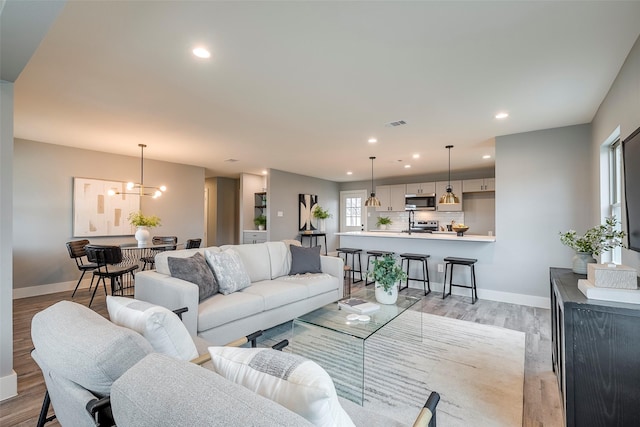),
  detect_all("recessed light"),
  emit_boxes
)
[482,155,491,159]
[192,47,211,59]
[495,112,509,119]
[412,154,420,159]
[347,171,353,175]
[261,170,268,175]
[404,165,411,169]
[368,138,377,143]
